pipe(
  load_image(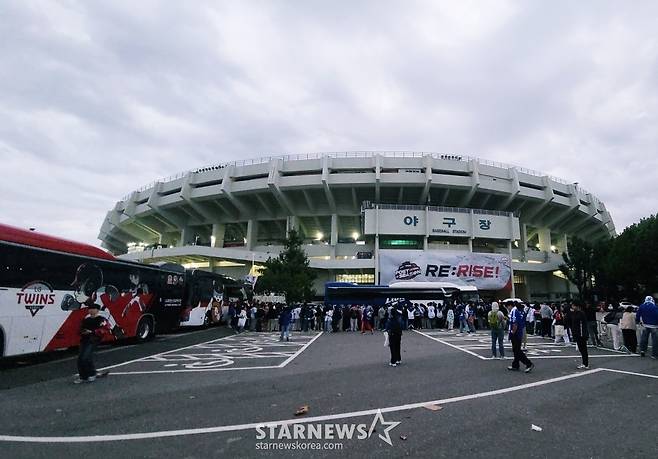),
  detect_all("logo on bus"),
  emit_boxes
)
[394,261,421,280]
[16,281,56,317]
